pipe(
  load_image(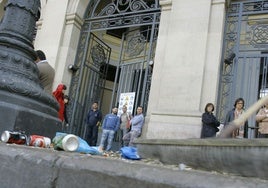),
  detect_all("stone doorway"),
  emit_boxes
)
[67,0,161,140]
